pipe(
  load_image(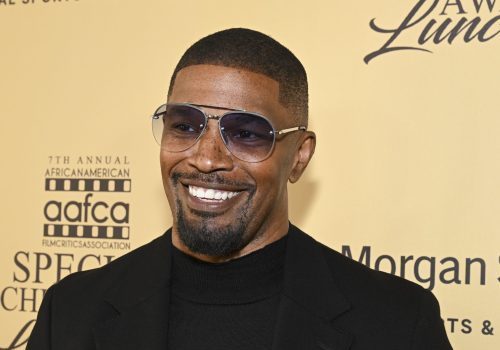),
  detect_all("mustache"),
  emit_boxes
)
[171,171,252,188]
